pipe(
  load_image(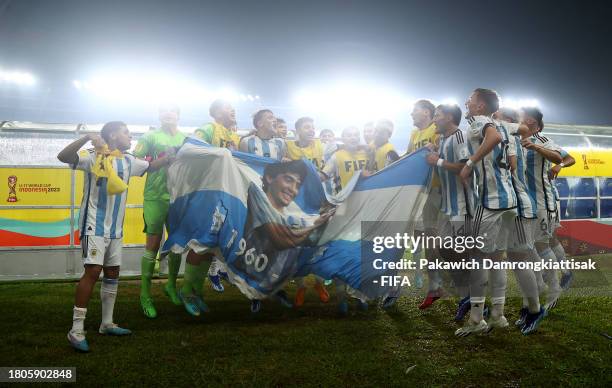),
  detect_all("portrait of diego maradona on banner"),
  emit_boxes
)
[231,160,333,295]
